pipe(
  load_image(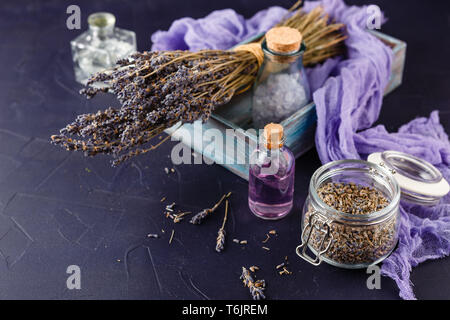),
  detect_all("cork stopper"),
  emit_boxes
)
[265,27,302,53]
[263,123,284,150]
